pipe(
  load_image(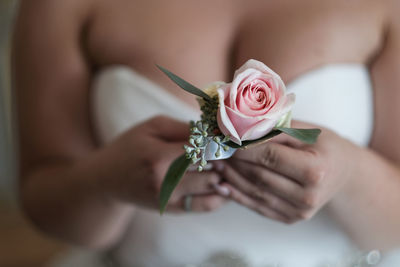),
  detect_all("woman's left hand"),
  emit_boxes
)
[214,121,359,224]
